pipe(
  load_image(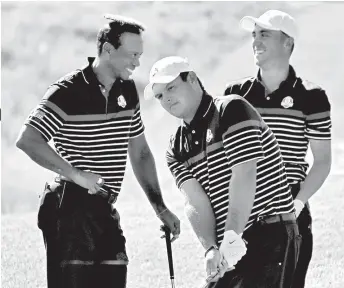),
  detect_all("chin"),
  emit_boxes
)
[119,73,130,81]
[254,56,265,68]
